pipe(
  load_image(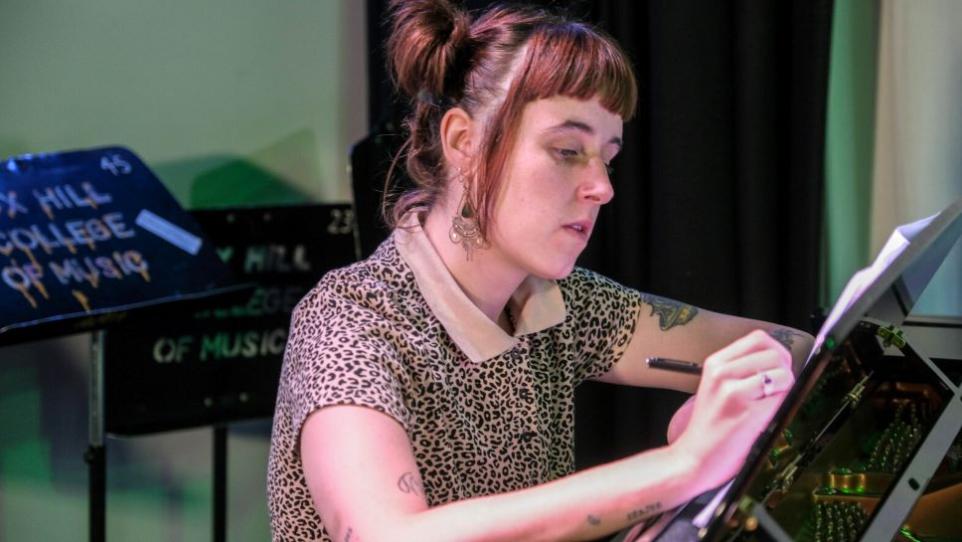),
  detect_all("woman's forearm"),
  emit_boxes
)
[383,446,702,542]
